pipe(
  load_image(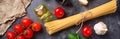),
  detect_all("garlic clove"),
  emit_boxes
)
[78,0,88,5]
